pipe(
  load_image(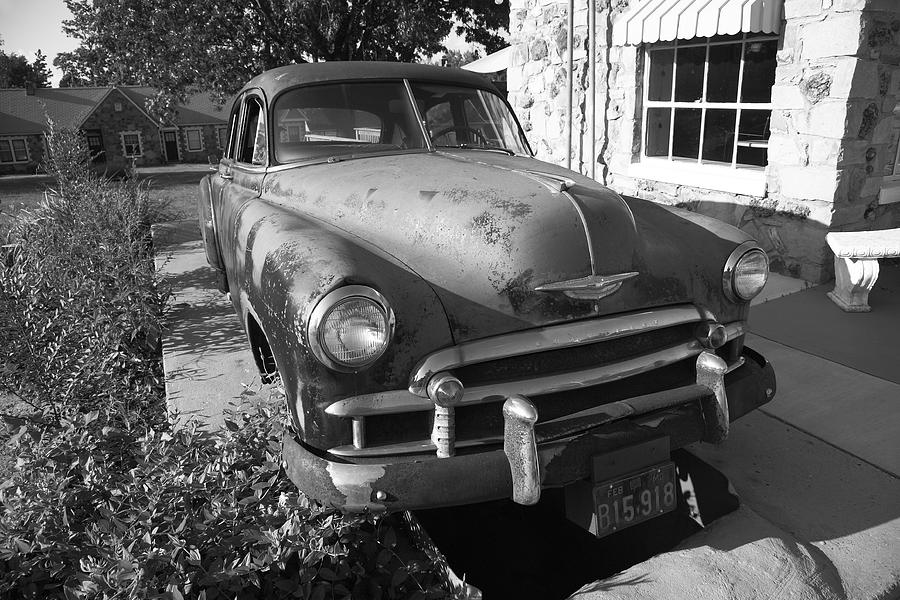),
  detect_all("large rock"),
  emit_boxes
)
[568,505,845,600]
